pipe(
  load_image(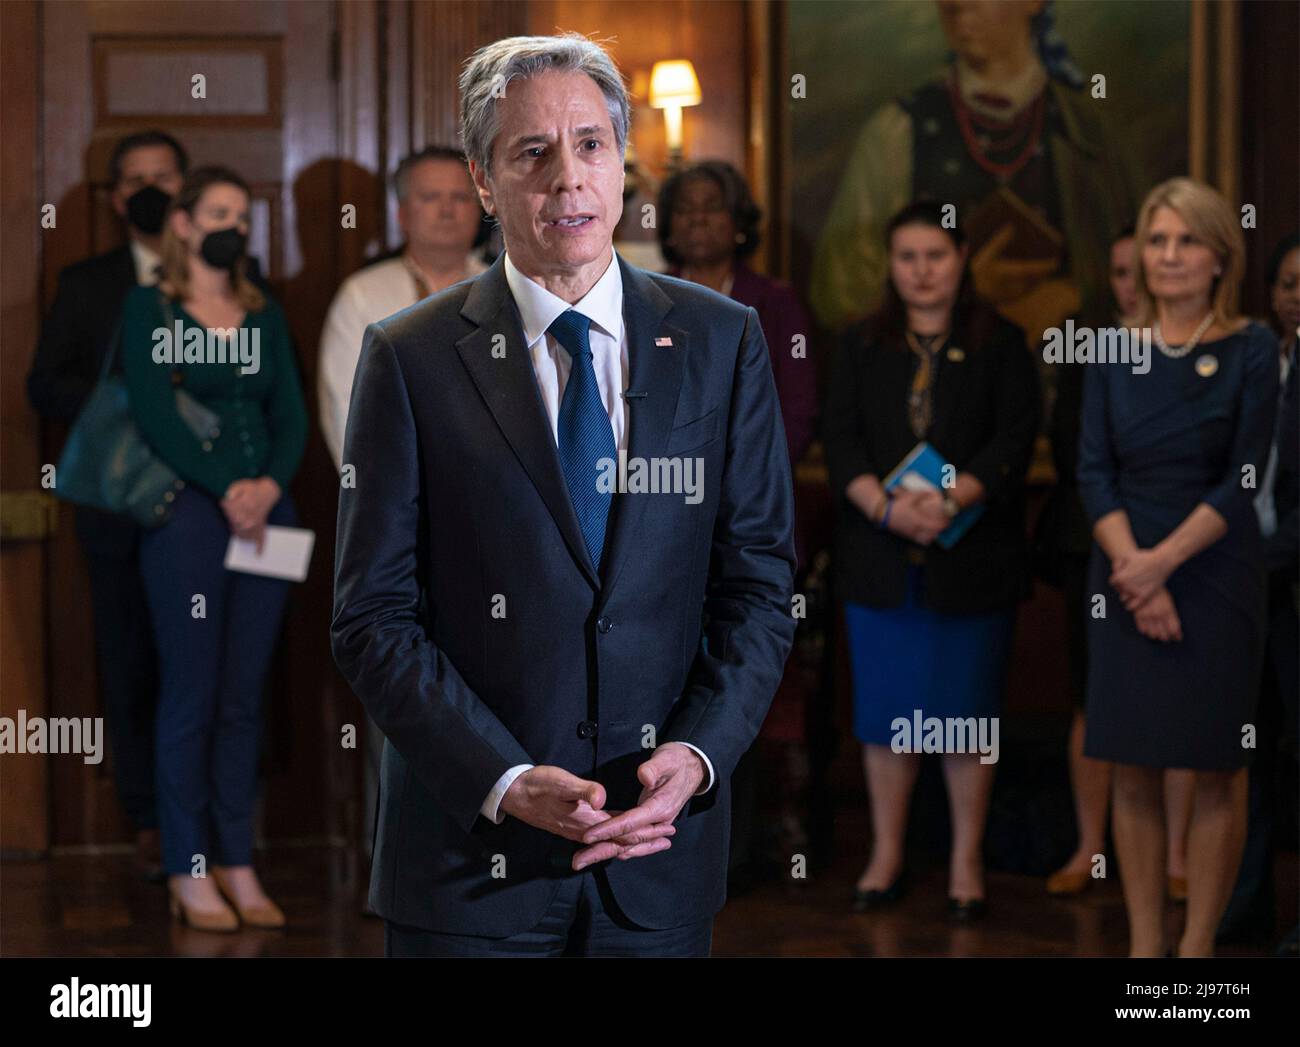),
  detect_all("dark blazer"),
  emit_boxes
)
[1268,345,1298,577]
[331,253,797,937]
[28,244,271,558]
[30,246,136,424]
[29,246,142,558]
[822,311,1041,614]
